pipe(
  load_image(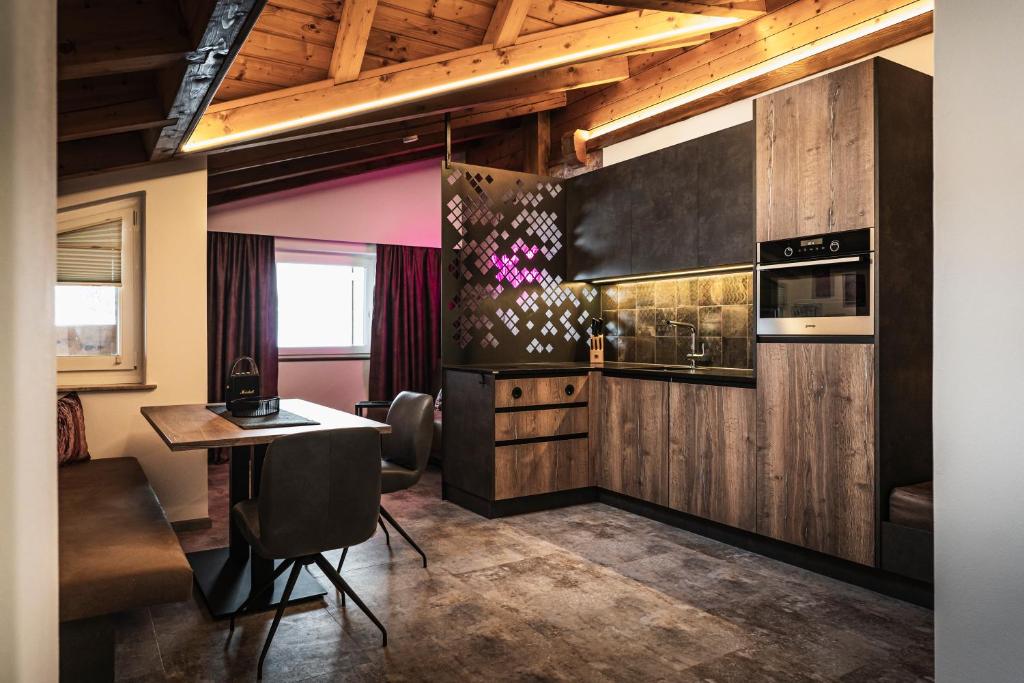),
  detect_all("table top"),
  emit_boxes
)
[141,399,391,451]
